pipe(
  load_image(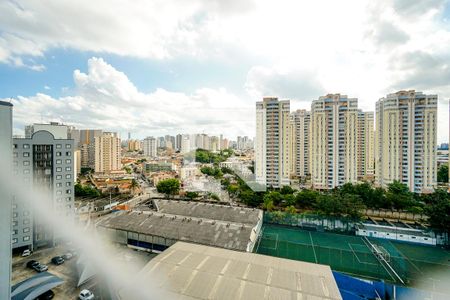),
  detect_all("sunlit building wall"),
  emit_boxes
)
[255,97,291,188]
[375,90,437,193]
[310,94,358,189]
